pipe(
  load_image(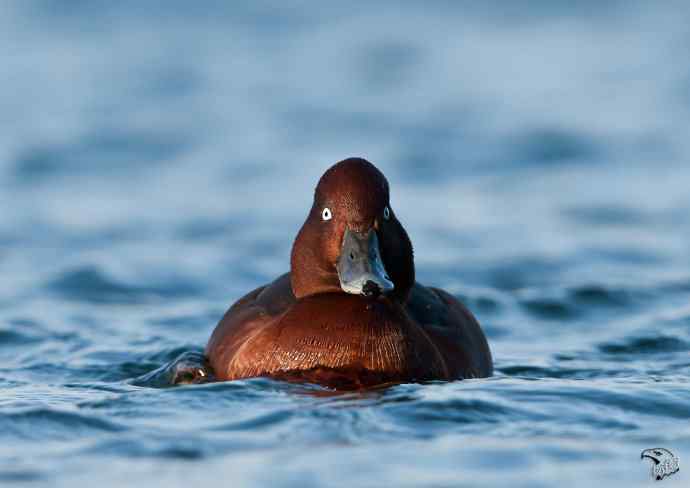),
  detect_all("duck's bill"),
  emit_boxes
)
[336,228,394,297]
